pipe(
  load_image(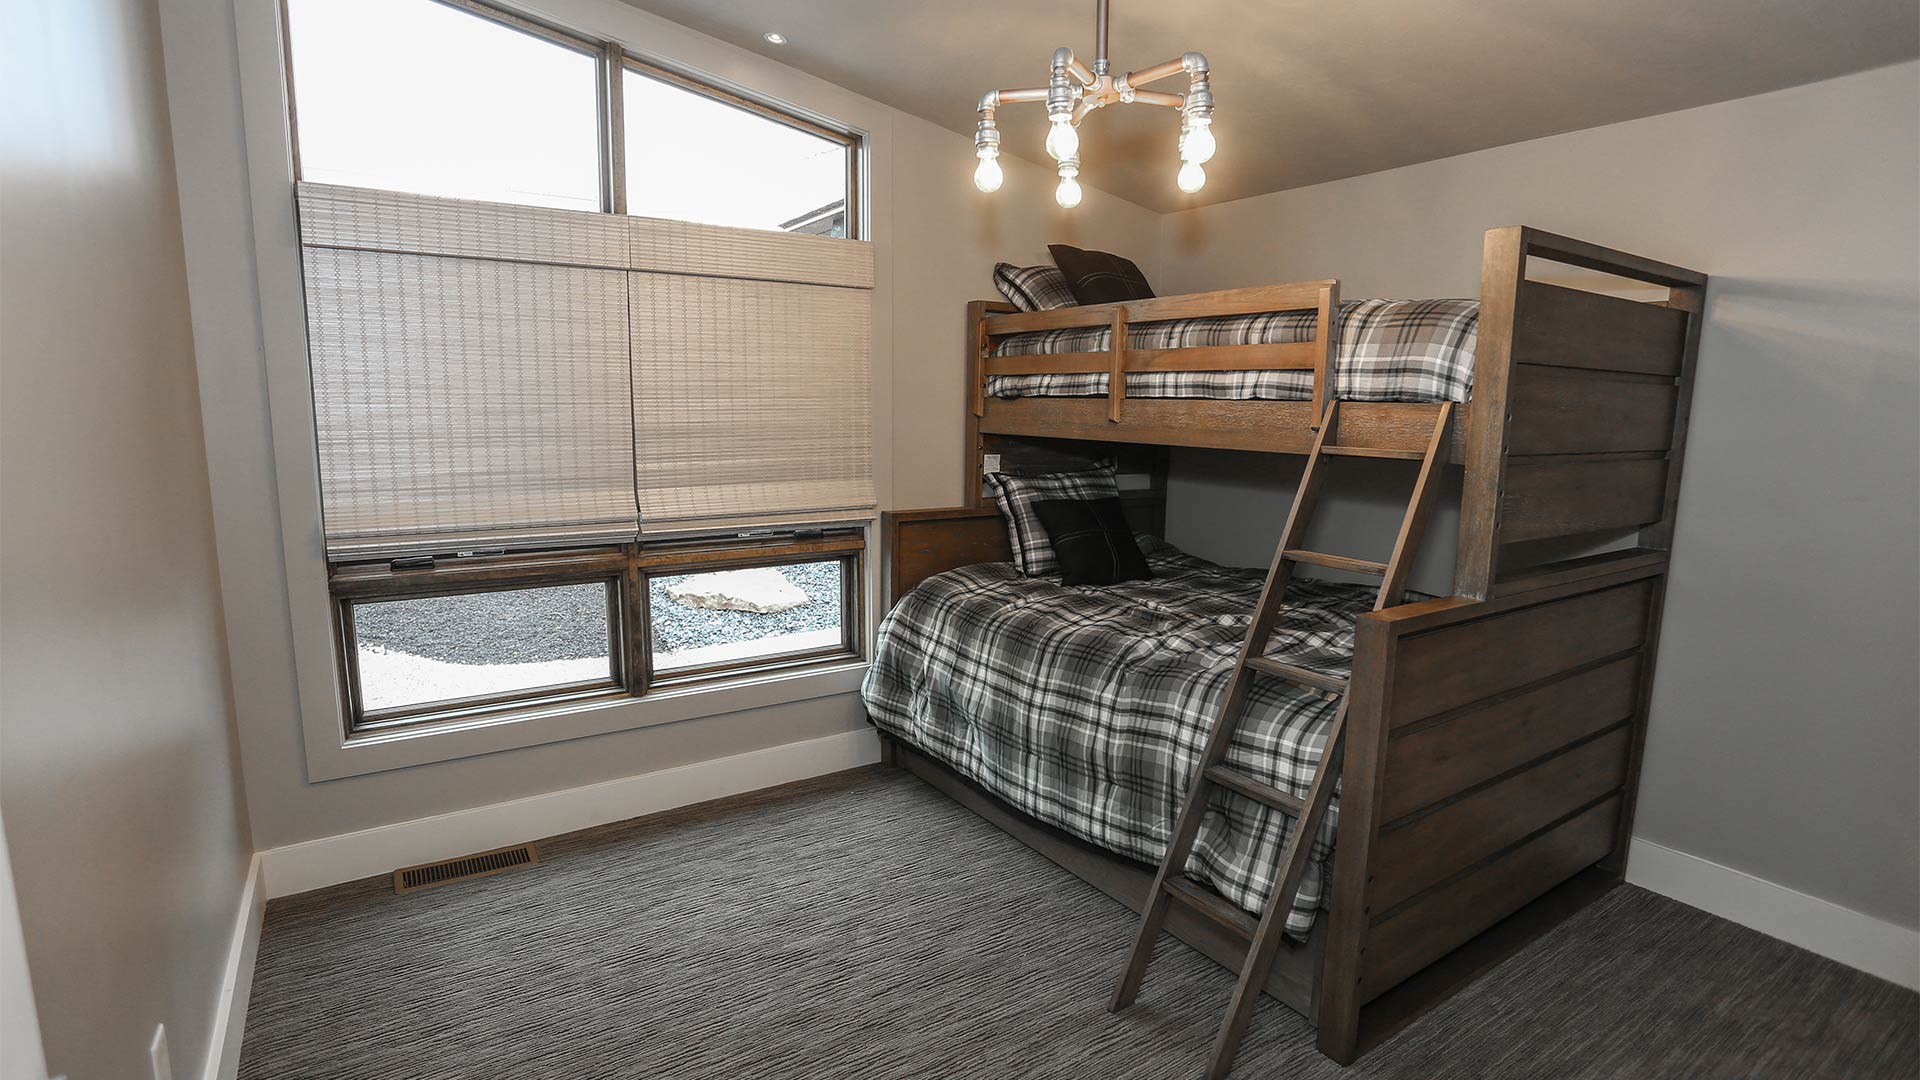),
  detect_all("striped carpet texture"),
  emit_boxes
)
[240,767,1916,1079]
